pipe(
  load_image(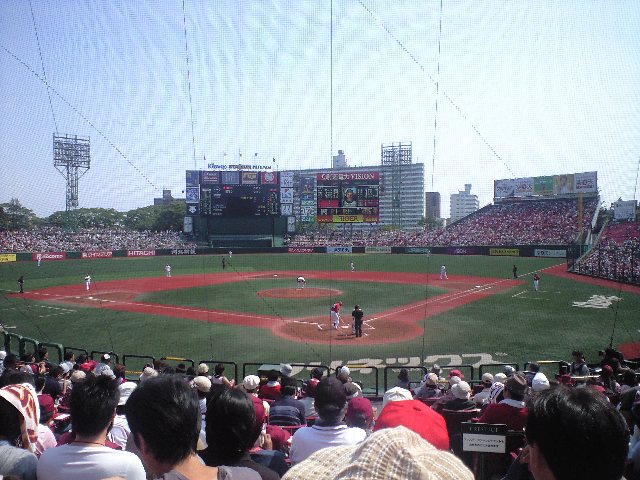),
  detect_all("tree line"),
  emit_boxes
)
[0,198,186,232]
